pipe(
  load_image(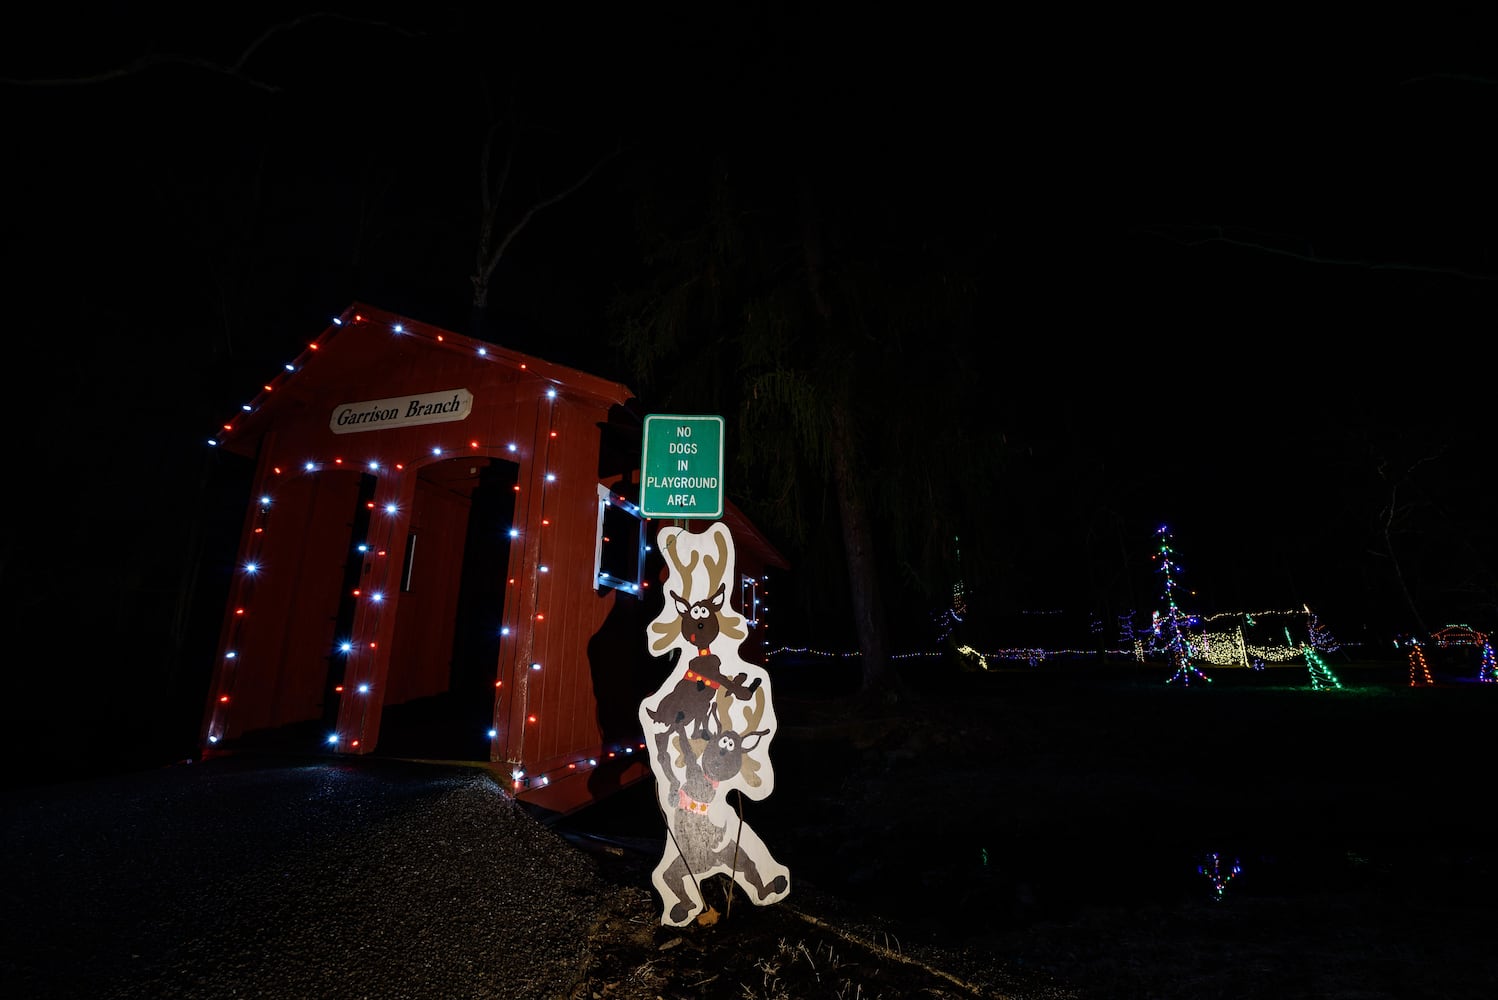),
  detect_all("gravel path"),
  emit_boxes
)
[2,756,615,1000]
